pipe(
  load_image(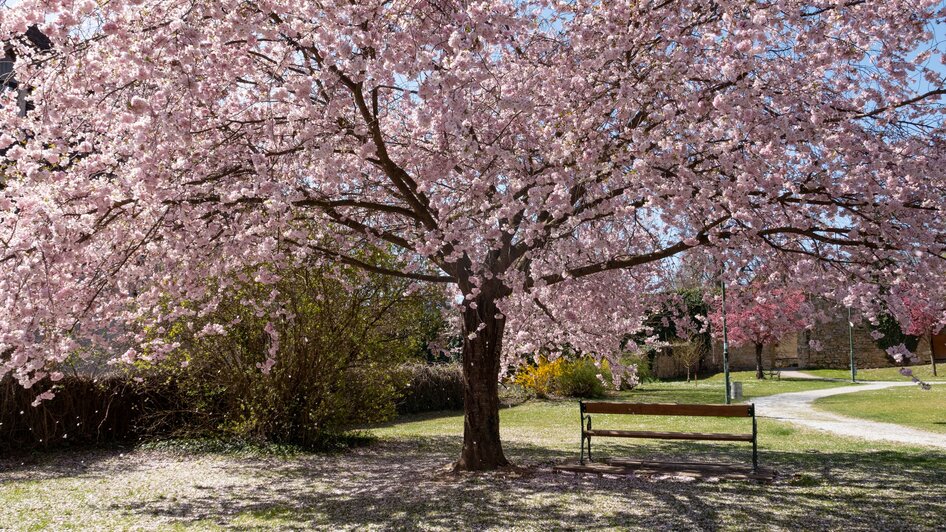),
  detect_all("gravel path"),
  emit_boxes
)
[778,370,849,381]
[753,375,946,449]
